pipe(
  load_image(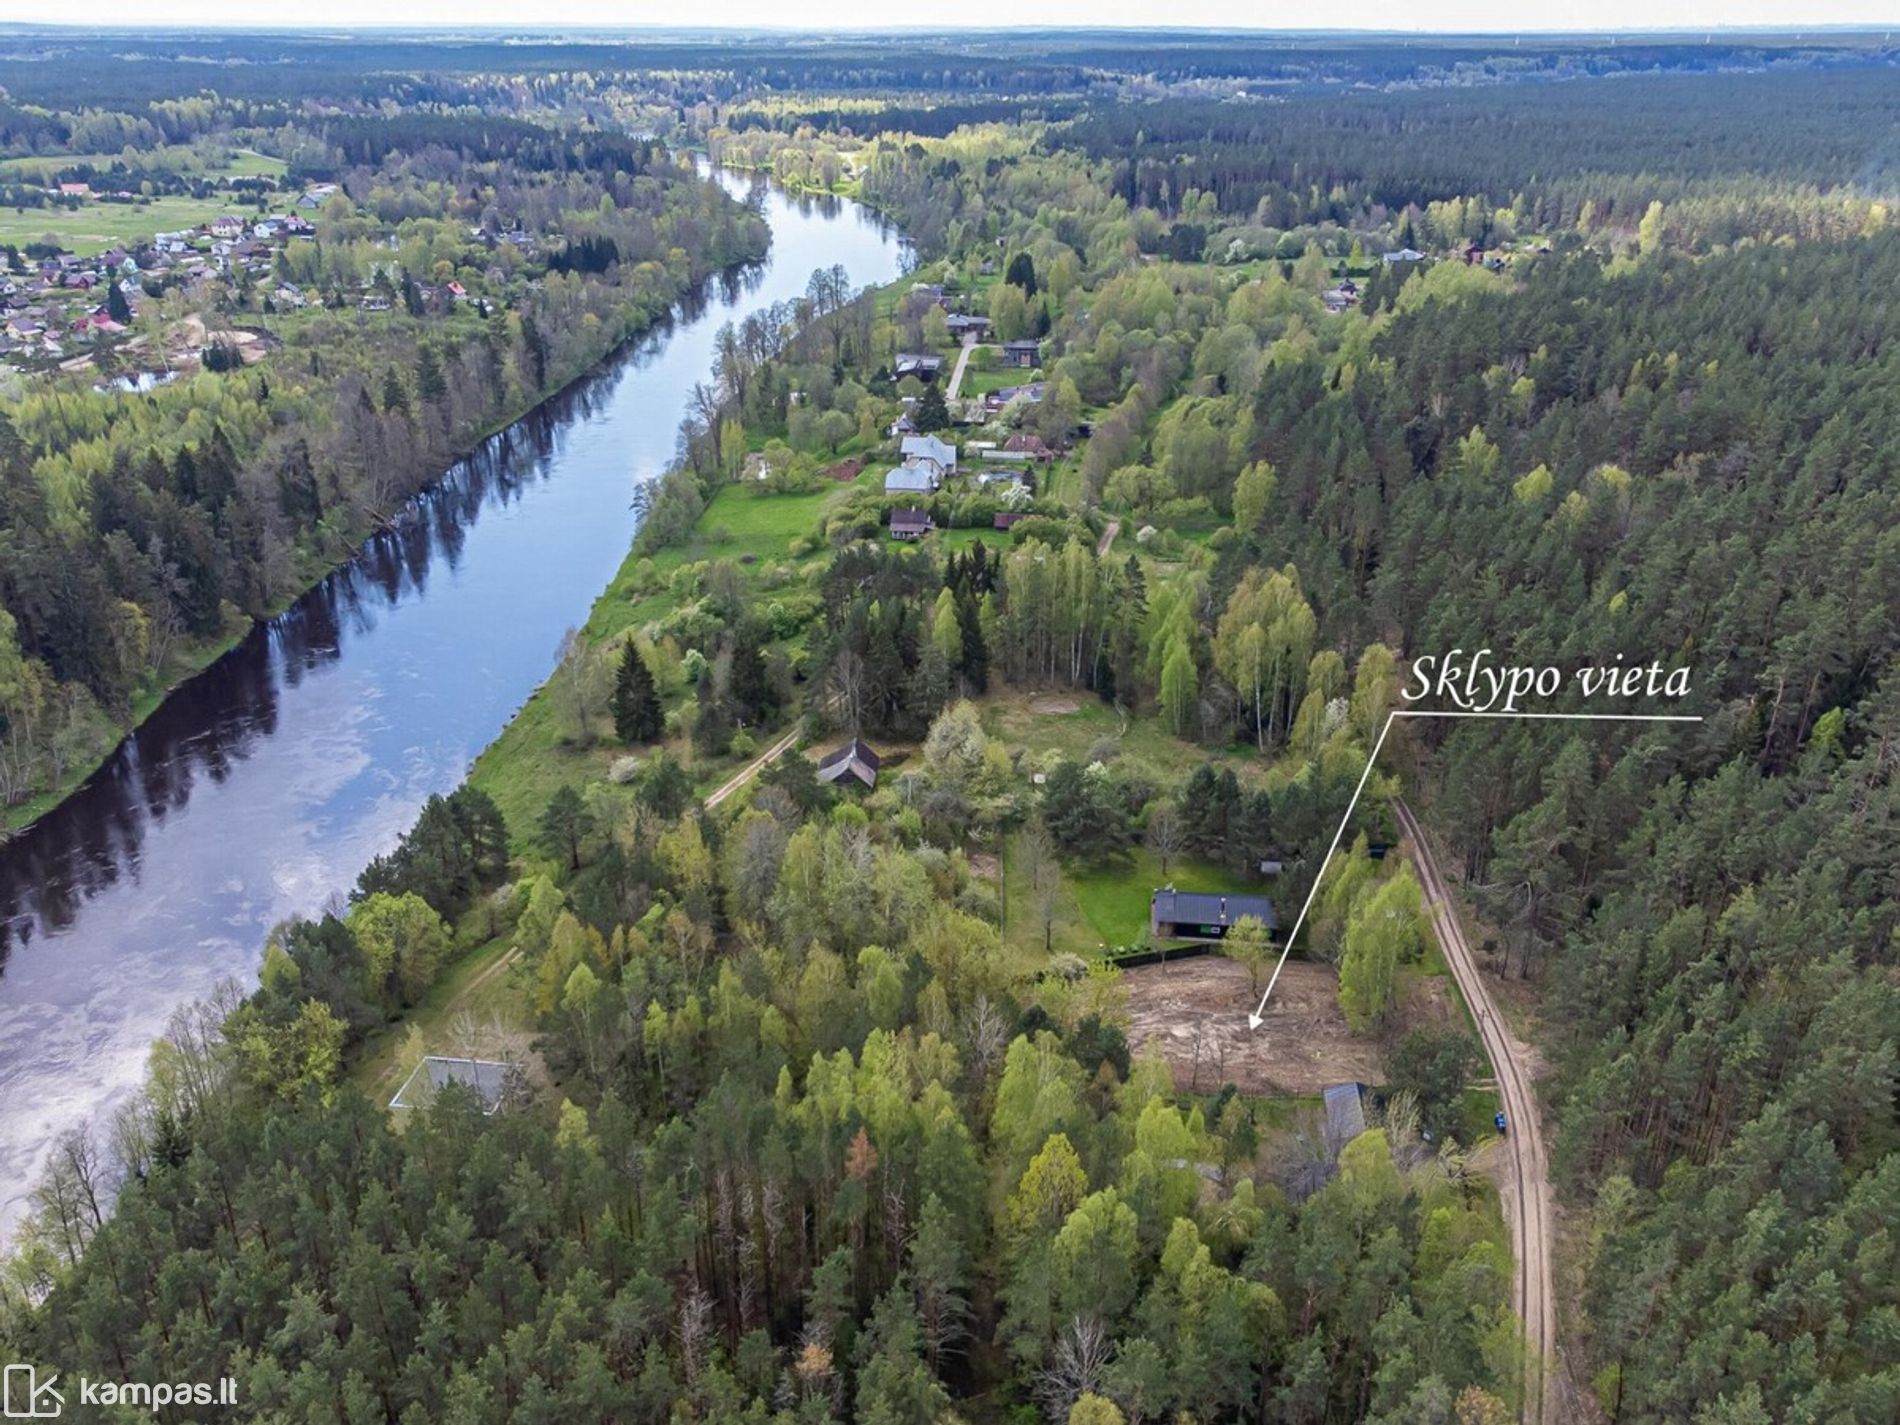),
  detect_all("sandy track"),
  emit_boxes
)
[1396,800,1557,1424]
[703,725,800,808]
